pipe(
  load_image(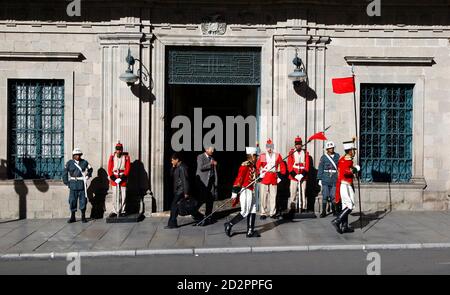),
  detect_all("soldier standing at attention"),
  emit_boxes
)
[256,139,286,219]
[63,148,93,223]
[107,141,131,217]
[287,136,310,213]
[317,141,340,217]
